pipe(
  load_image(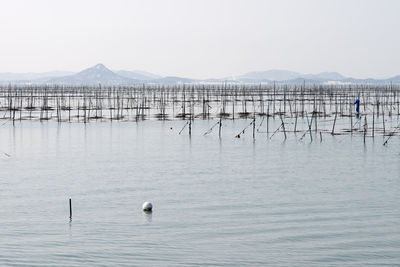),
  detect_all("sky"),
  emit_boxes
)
[0,0,399,79]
